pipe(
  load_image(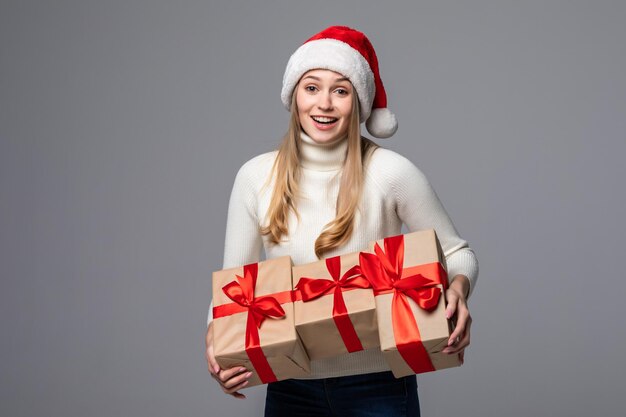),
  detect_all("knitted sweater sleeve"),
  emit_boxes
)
[207,159,264,325]
[377,150,479,297]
